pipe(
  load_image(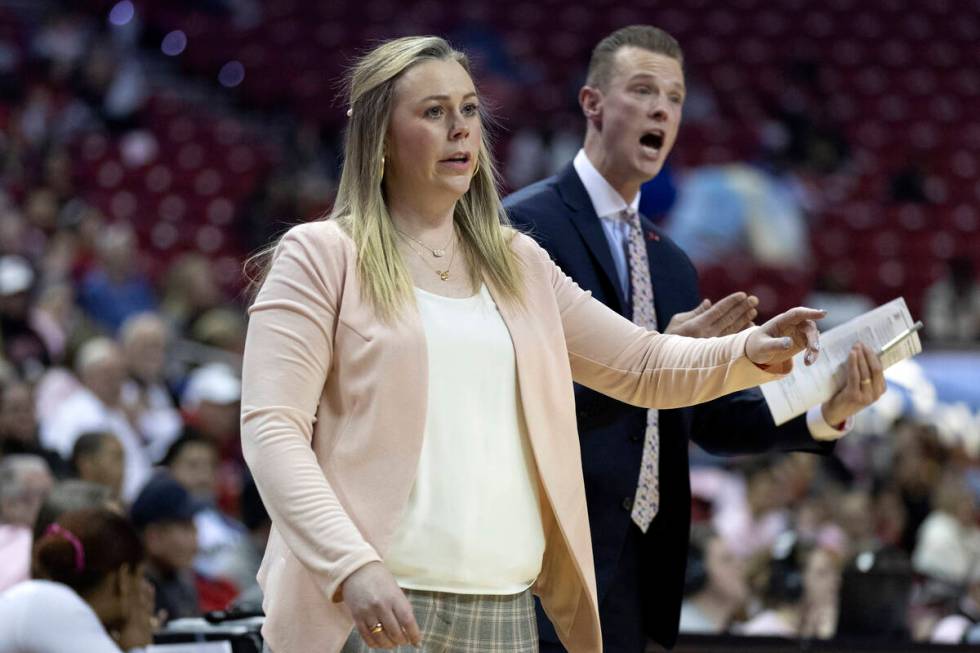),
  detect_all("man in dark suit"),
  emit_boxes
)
[503,25,887,652]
